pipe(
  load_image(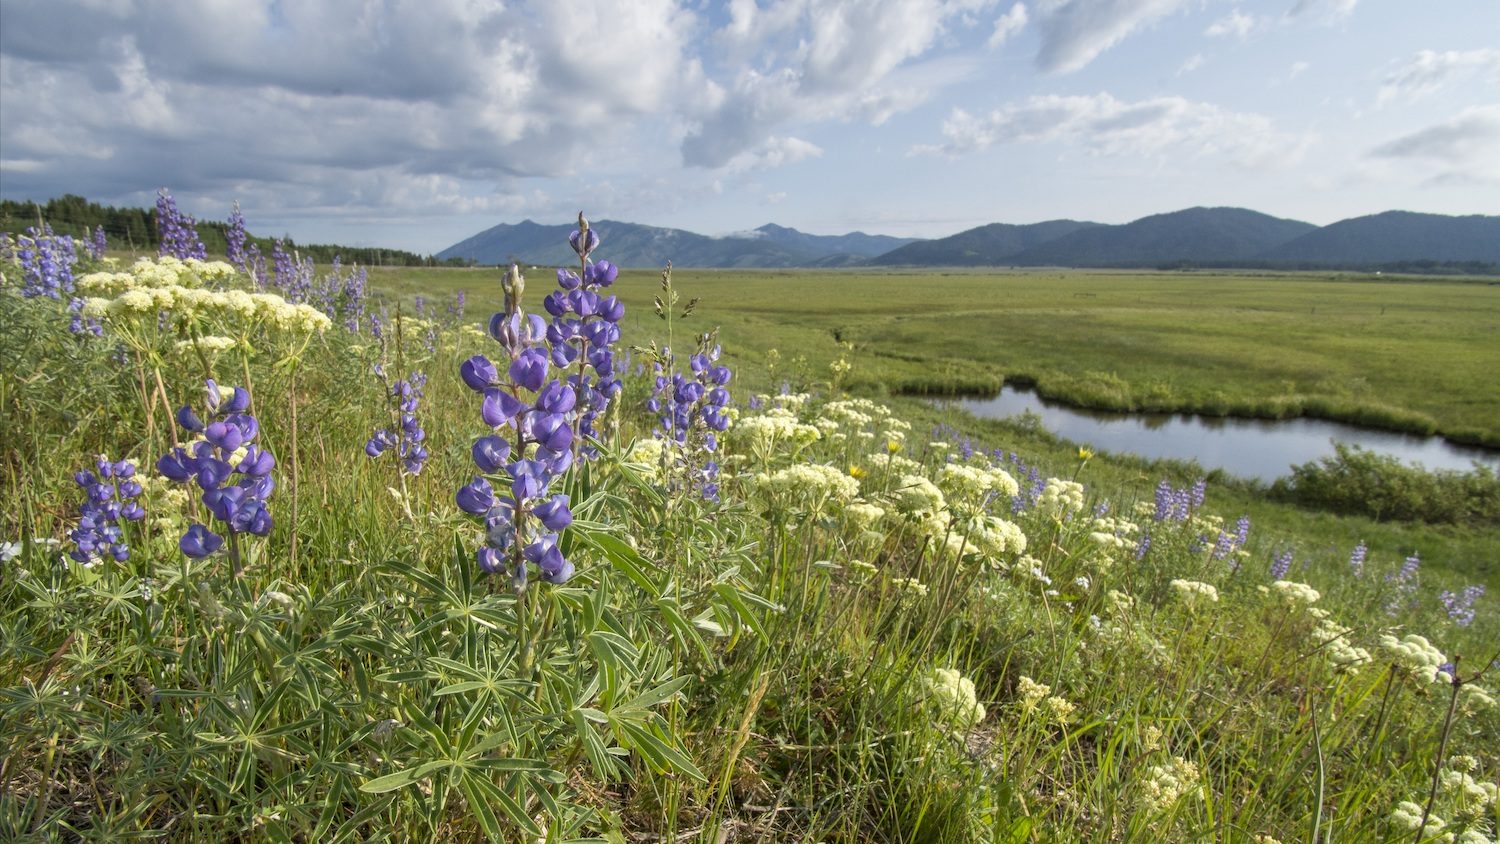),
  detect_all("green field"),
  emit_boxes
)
[4,250,1498,842]
[375,266,1500,446]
